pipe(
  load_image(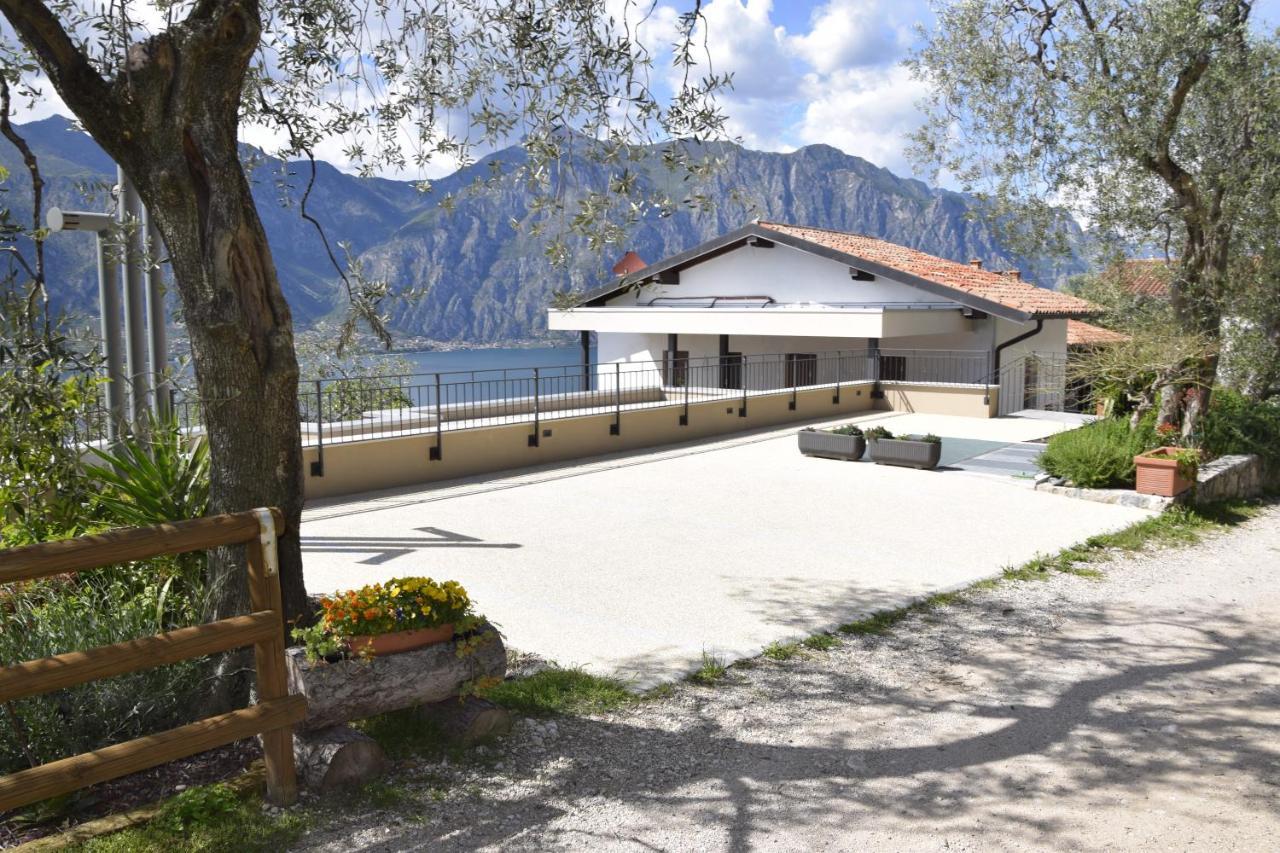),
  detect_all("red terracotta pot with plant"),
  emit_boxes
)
[1134,447,1200,497]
